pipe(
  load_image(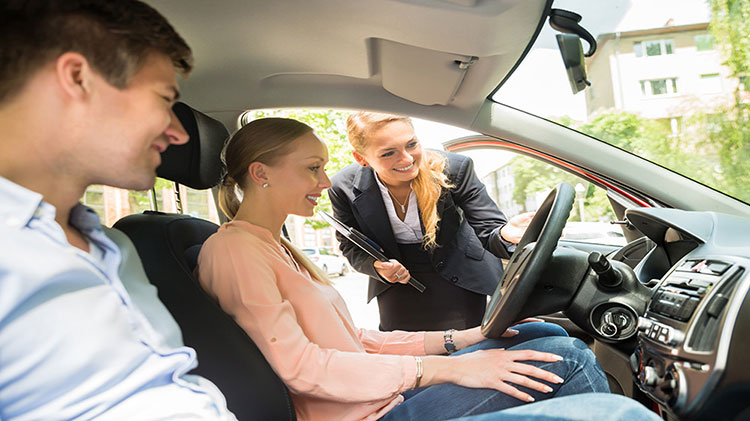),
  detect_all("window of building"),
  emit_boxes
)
[699,73,722,93]
[640,78,678,96]
[670,117,681,135]
[634,39,674,57]
[694,34,715,51]
[303,224,316,247]
[184,188,211,219]
[83,185,105,220]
